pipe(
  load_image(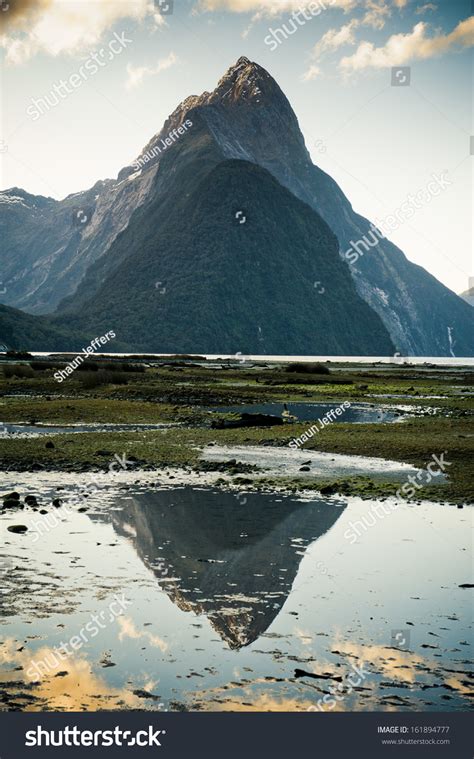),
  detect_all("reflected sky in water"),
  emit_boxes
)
[1,485,472,712]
